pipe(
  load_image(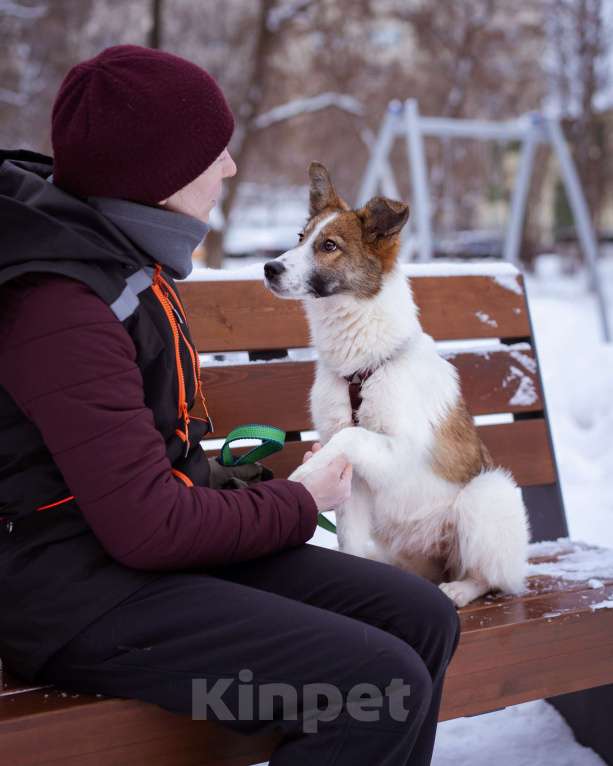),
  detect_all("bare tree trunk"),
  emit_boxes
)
[573,0,605,226]
[148,0,163,49]
[549,0,607,231]
[407,0,496,231]
[204,0,277,268]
